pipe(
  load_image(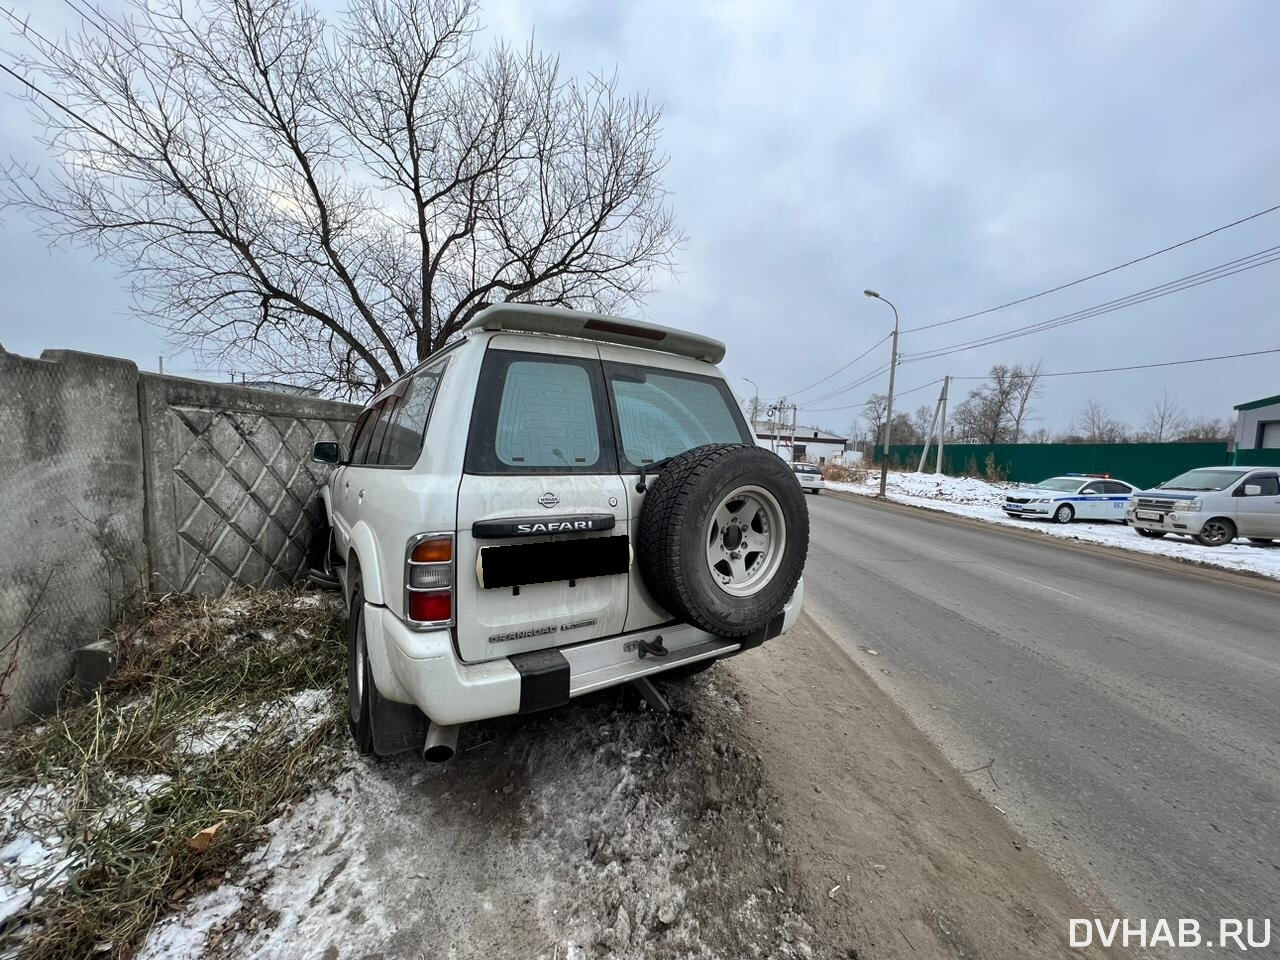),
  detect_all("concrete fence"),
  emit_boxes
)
[0,345,359,726]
